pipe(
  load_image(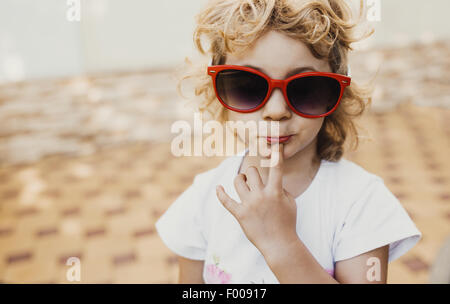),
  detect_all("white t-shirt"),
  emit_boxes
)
[155,149,422,283]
